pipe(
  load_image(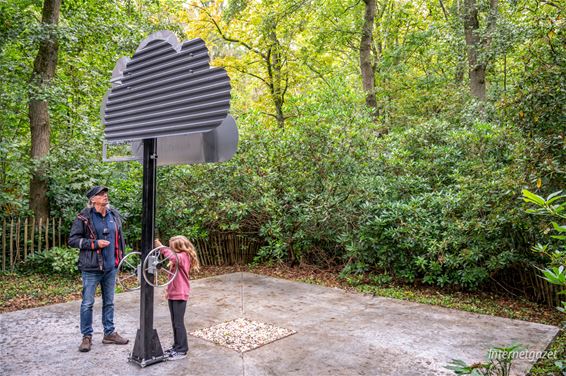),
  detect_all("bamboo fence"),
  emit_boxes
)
[192,232,262,267]
[1,217,66,272]
[492,264,563,307]
[1,218,559,306]
[0,218,261,272]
